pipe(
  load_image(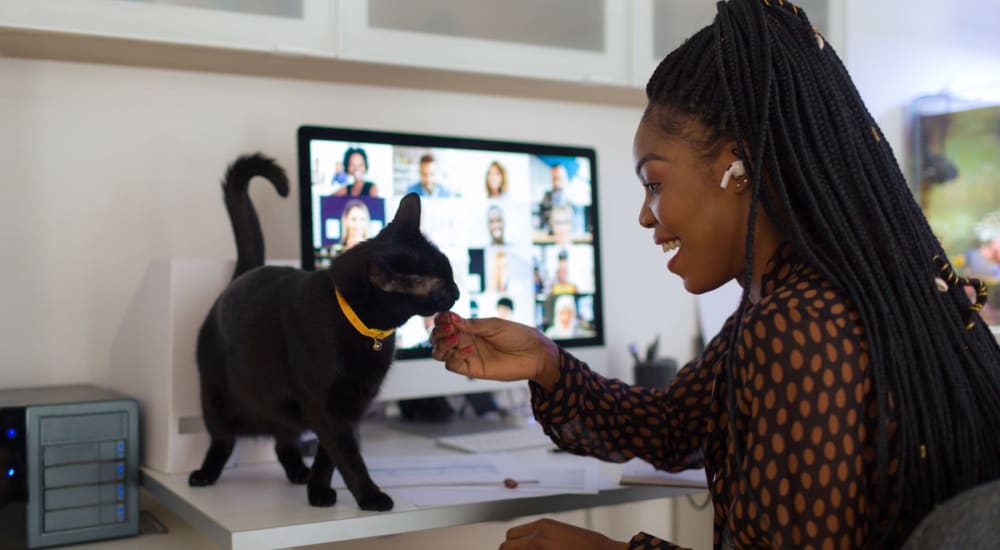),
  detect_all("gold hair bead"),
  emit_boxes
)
[814,28,825,50]
[871,126,881,142]
[919,444,927,459]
